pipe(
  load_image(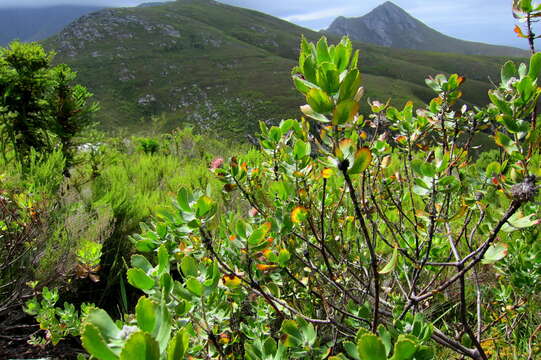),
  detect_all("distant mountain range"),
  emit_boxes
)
[37,0,512,136]
[0,5,104,46]
[326,1,528,58]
